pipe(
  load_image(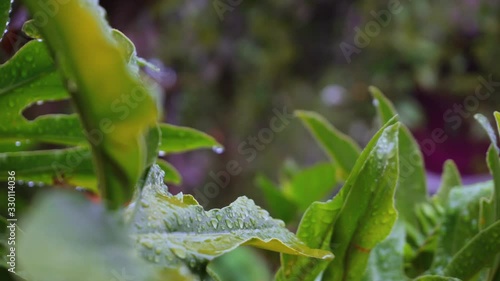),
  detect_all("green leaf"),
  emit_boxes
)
[323,122,400,281]
[286,162,337,211]
[255,174,297,224]
[0,40,85,146]
[18,191,157,281]
[23,0,159,209]
[0,147,97,191]
[0,0,11,40]
[159,124,223,154]
[295,110,361,179]
[370,86,428,230]
[206,247,272,281]
[413,276,461,281]
[430,182,493,274]
[126,165,333,271]
[434,160,462,206]
[157,159,182,185]
[362,220,408,281]
[276,118,399,281]
[443,220,500,280]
